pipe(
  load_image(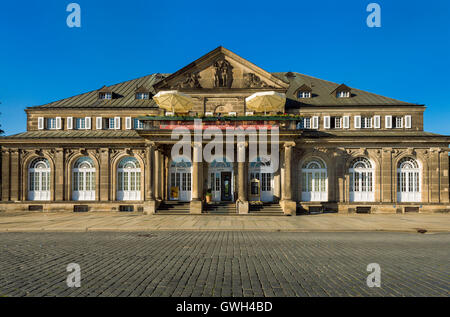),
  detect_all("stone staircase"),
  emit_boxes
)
[204,202,237,214]
[156,201,190,214]
[249,202,284,215]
